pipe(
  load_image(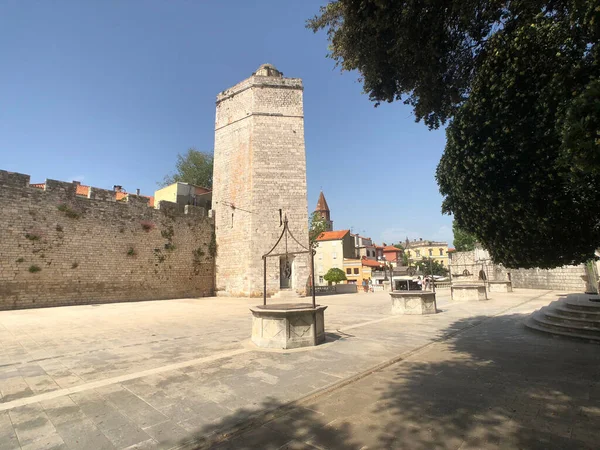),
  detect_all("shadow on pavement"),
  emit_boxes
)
[179,309,600,449]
